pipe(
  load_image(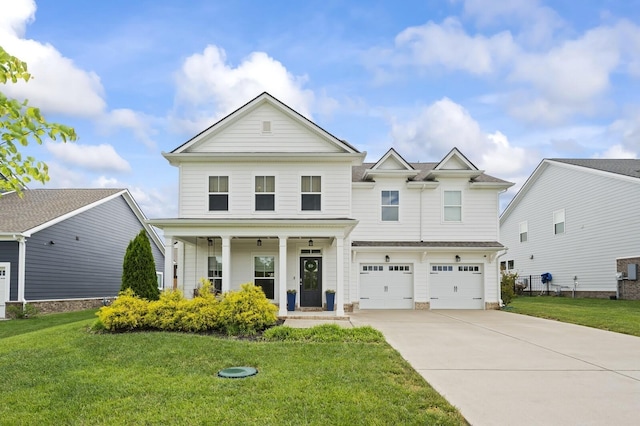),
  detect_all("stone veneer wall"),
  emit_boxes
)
[485,302,500,310]
[5,298,113,317]
[414,302,430,310]
[617,257,640,300]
